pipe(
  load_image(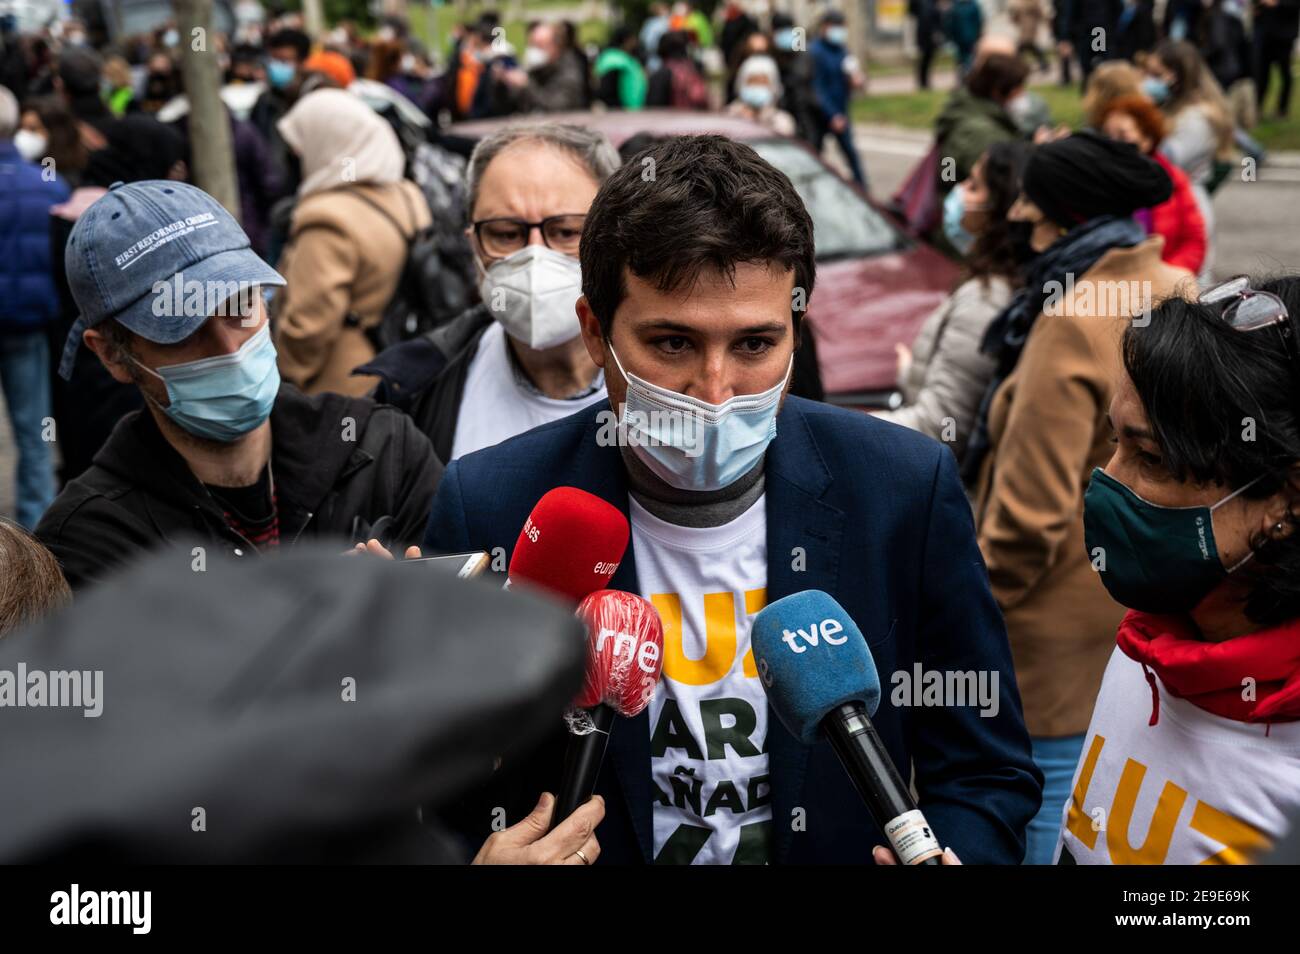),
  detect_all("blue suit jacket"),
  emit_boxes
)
[424,396,1043,864]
